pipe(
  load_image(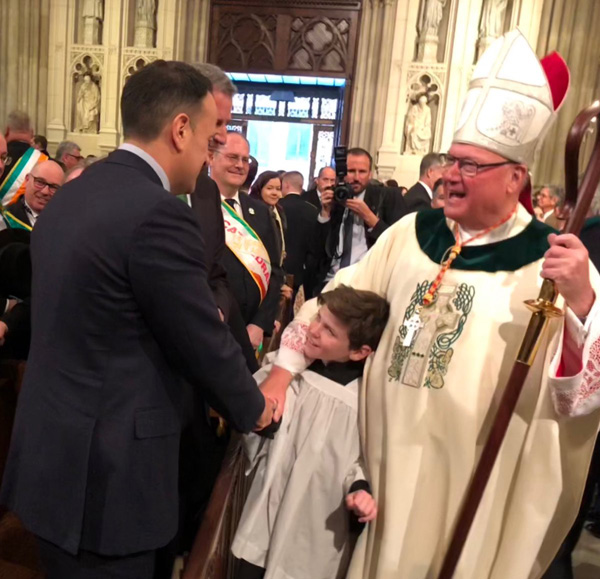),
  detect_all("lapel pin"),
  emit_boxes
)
[249,207,255,215]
